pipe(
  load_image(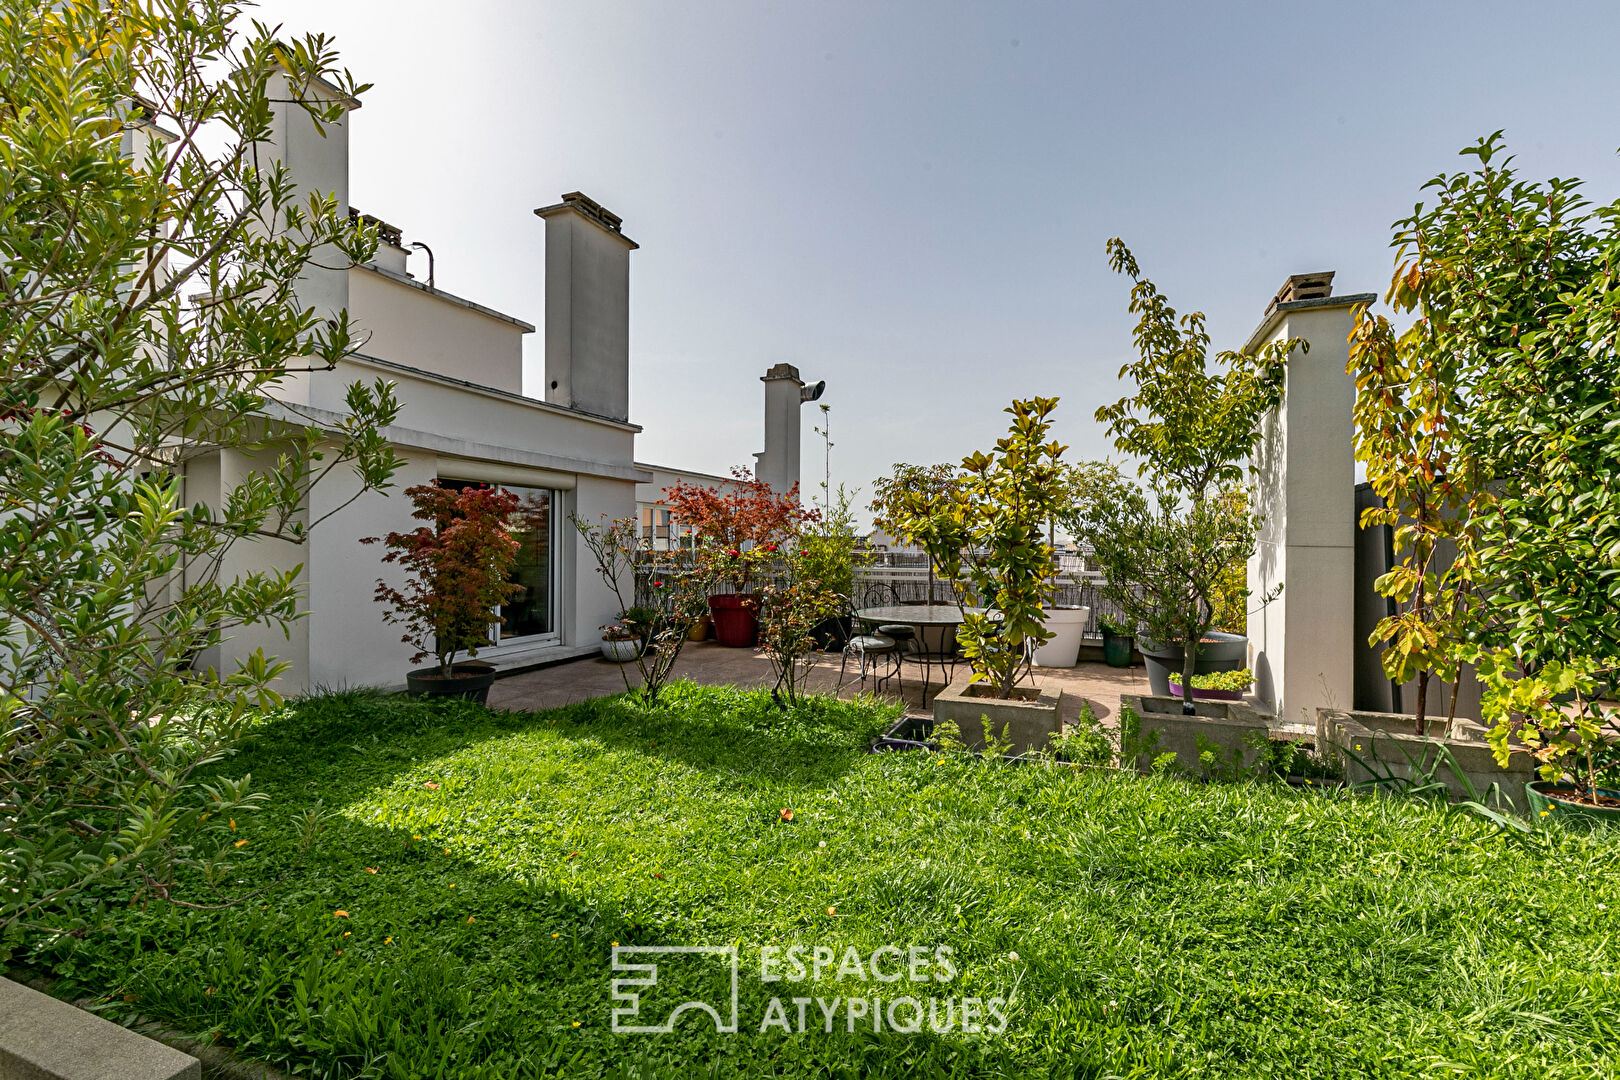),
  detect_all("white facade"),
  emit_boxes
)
[633,464,743,550]
[192,75,647,691]
[1245,279,1376,727]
